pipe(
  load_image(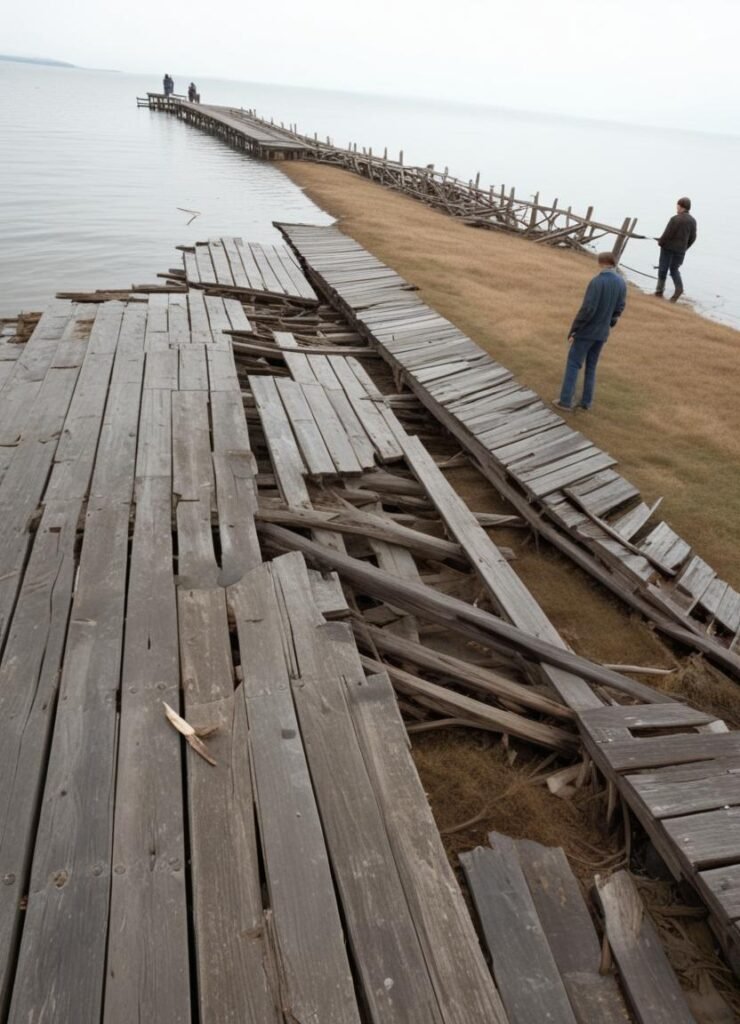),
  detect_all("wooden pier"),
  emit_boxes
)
[142,96,642,256]
[139,93,309,159]
[0,226,735,1020]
